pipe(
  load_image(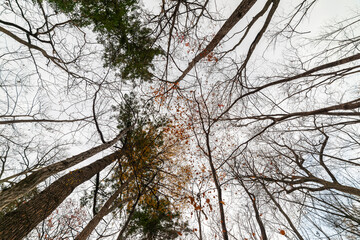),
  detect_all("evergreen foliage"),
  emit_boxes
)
[125,196,190,240]
[41,0,163,81]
